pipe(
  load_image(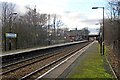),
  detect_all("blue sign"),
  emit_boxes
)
[6,33,17,38]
